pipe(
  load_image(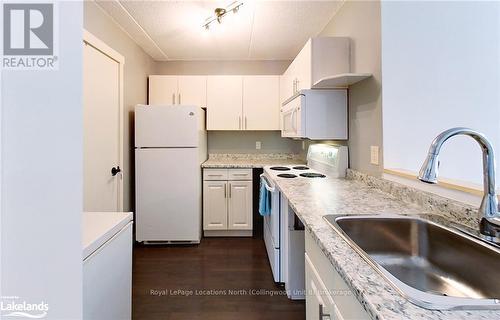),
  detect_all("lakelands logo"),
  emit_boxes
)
[0,296,49,319]
[2,2,58,70]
